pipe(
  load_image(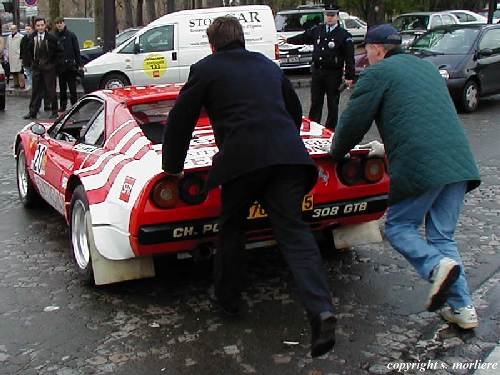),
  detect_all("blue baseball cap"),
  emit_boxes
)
[364,24,402,45]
